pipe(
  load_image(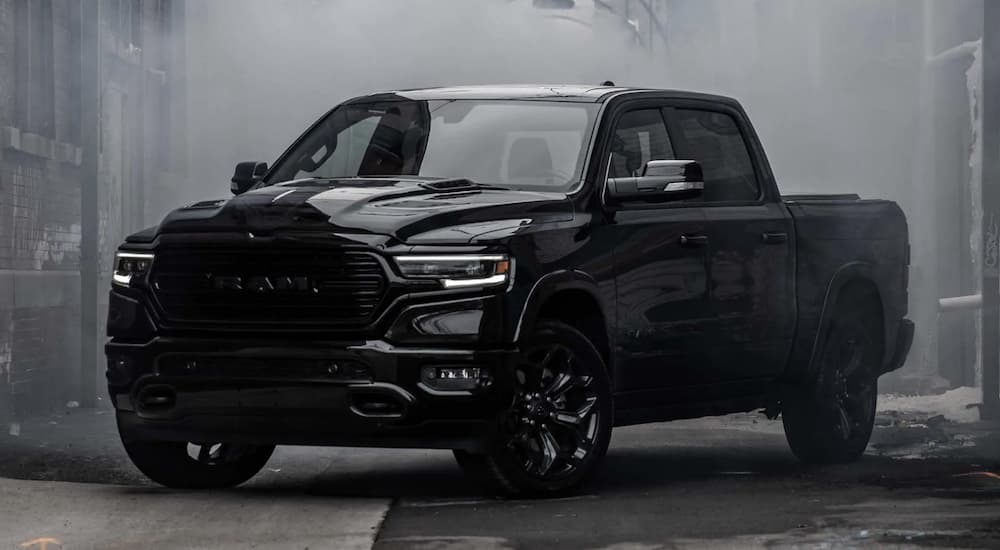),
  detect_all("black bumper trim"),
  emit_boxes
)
[884,318,914,374]
[116,411,491,451]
